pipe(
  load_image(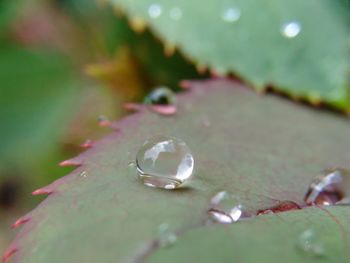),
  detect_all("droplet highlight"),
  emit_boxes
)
[221,7,241,23]
[79,171,87,177]
[145,86,176,106]
[296,229,325,257]
[281,21,301,38]
[157,223,177,247]
[208,191,243,224]
[169,7,182,21]
[148,4,162,19]
[136,136,194,189]
[304,168,350,206]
